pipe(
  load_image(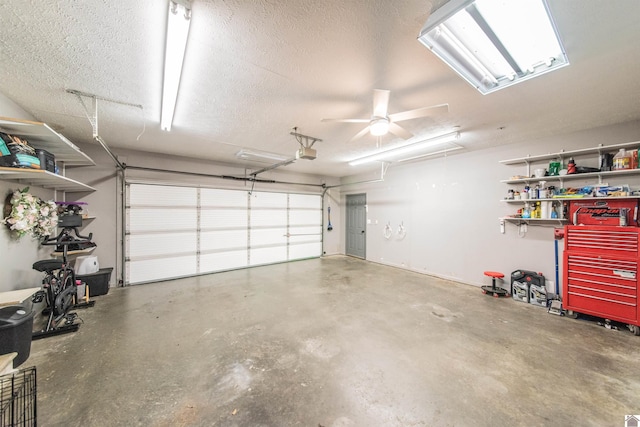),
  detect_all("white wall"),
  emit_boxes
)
[340,120,640,293]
